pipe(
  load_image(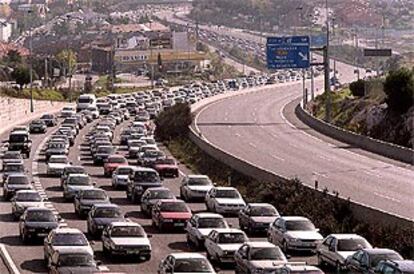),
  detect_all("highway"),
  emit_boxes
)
[195,58,414,222]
